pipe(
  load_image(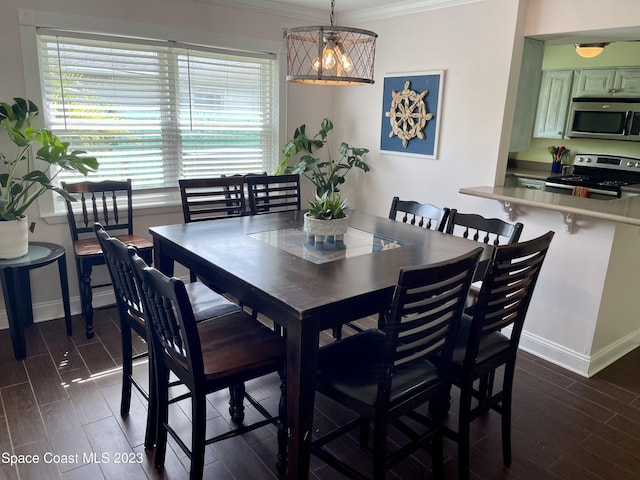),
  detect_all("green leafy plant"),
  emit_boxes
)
[307,193,348,220]
[0,98,98,221]
[276,118,369,219]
